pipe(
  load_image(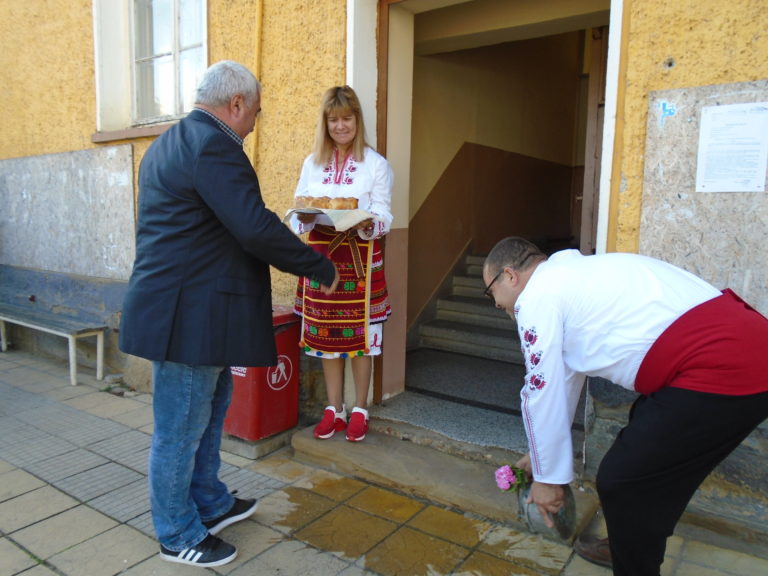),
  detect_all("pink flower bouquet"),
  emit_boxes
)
[494,465,529,493]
